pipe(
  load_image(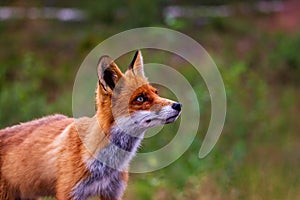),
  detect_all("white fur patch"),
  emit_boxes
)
[115,105,180,132]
